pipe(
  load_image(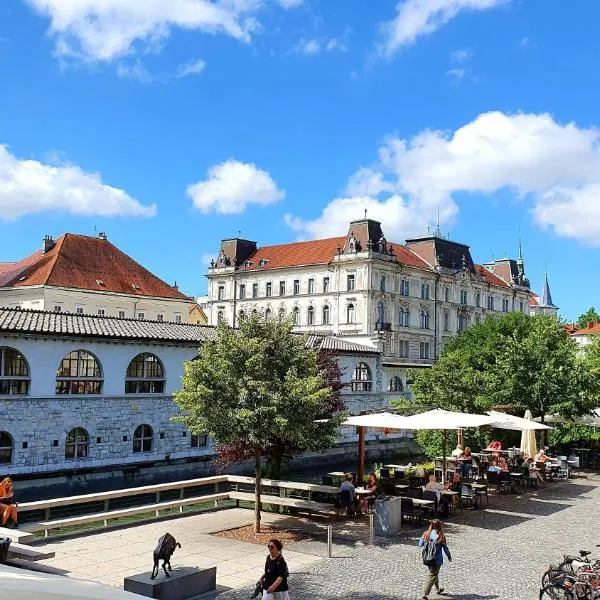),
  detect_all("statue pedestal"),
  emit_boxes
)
[124,566,217,600]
